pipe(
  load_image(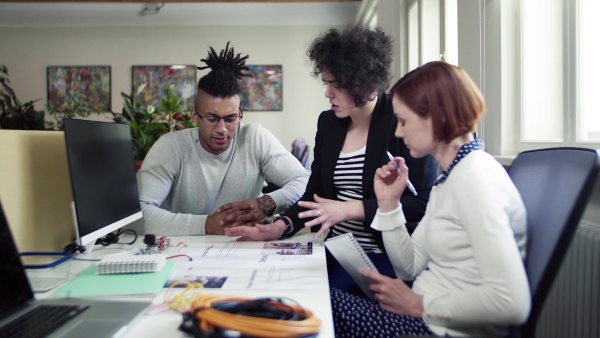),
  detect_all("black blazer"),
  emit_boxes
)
[284,92,438,251]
